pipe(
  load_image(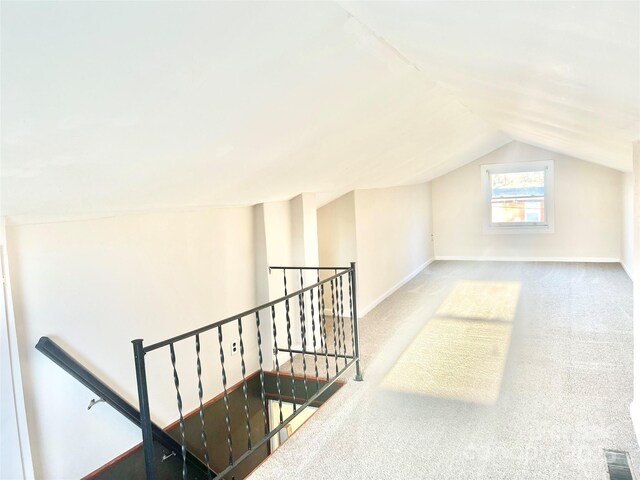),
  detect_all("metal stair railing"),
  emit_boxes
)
[133,262,363,480]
